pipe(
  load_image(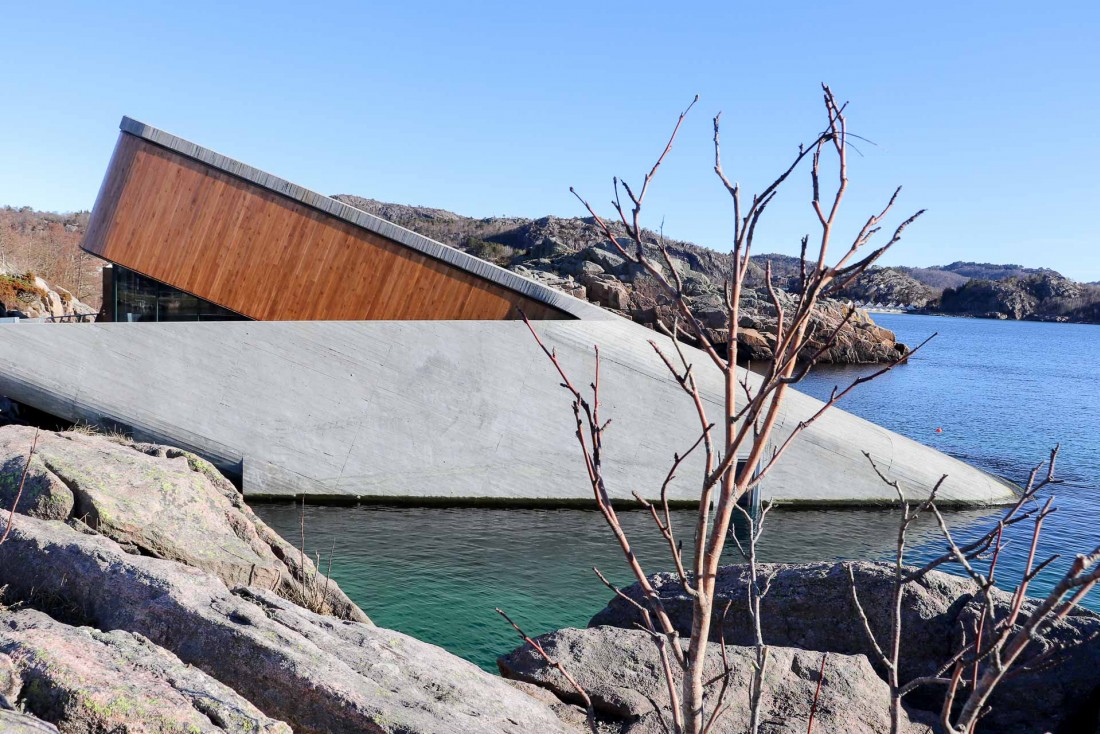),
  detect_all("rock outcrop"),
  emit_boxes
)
[0,272,95,321]
[499,625,928,733]
[587,561,1100,733]
[0,710,60,733]
[0,425,581,732]
[0,514,575,734]
[334,196,908,364]
[0,424,367,623]
[834,266,939,308]
[0,610,291,733]
[933,271,1100,322]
